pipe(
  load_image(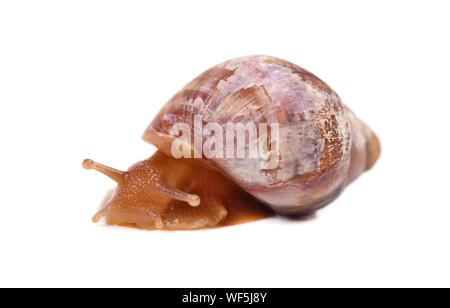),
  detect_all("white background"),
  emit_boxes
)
[1,0,449,288]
